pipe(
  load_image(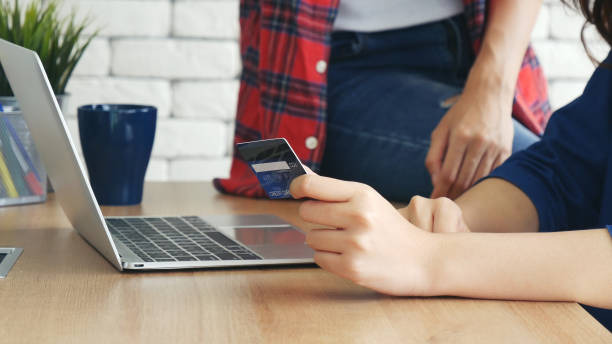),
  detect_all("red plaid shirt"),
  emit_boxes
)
[214,0,552,197]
